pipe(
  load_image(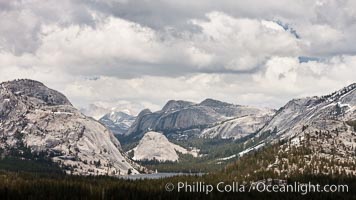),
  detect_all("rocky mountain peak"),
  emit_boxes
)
[0,79,139,176]
[1,79,71,106]
[137,108,152,116]
[199,98,232,107]
[126,98,275,140]
[107,111,133,121]
[99,111,136,135]
[161,100,195,112]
